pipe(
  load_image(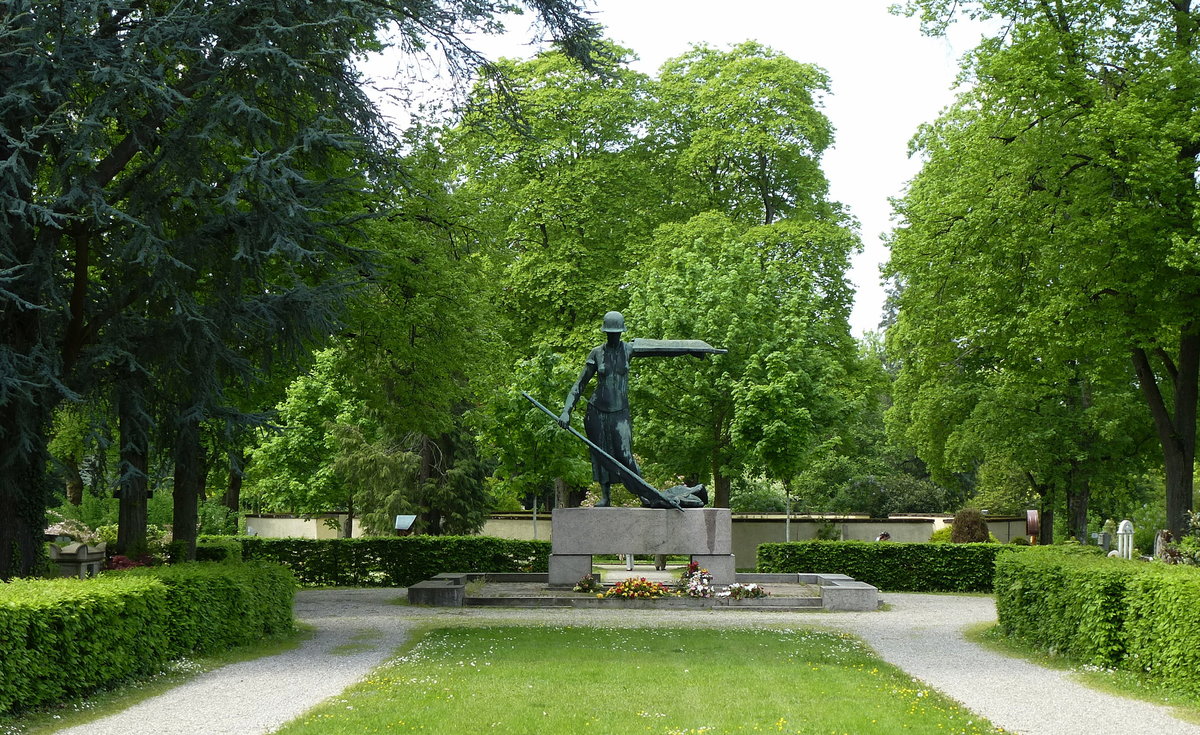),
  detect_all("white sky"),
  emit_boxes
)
[366,1,986,337]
